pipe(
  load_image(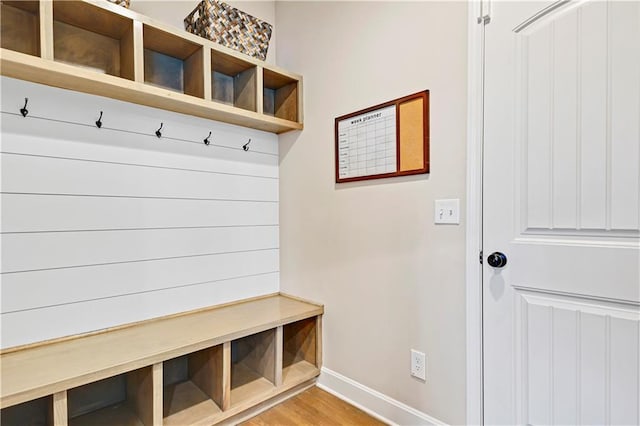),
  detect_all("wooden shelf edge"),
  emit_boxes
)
[0,293,279,357]
[0,49,302,134]
[282,360,320,386]
[0,293,322,357]
[279,292,323,308]
[230,379,276,410]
